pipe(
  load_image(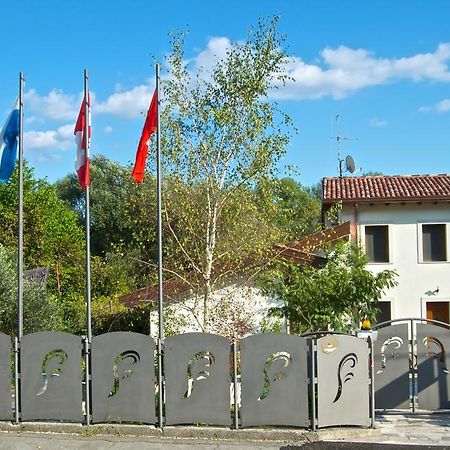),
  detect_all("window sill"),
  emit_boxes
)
[418,260,450,264]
